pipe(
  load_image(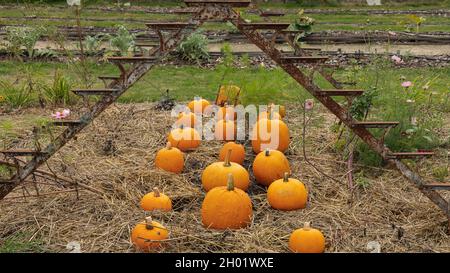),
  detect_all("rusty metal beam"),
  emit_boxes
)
[0,12,205,200]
